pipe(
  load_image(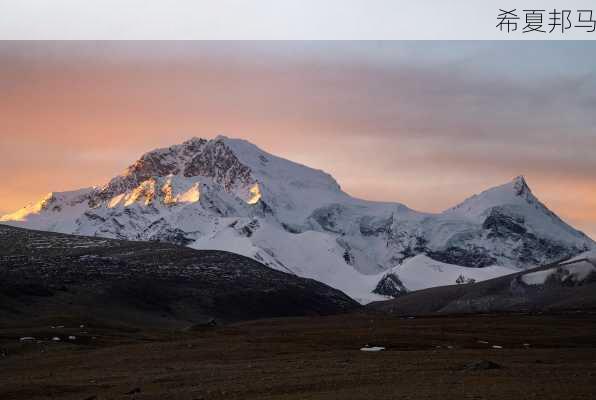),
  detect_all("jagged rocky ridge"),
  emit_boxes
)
[2,136,594,303]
